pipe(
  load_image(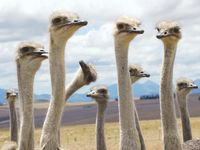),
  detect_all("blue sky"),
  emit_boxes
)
[0,0,200,94]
